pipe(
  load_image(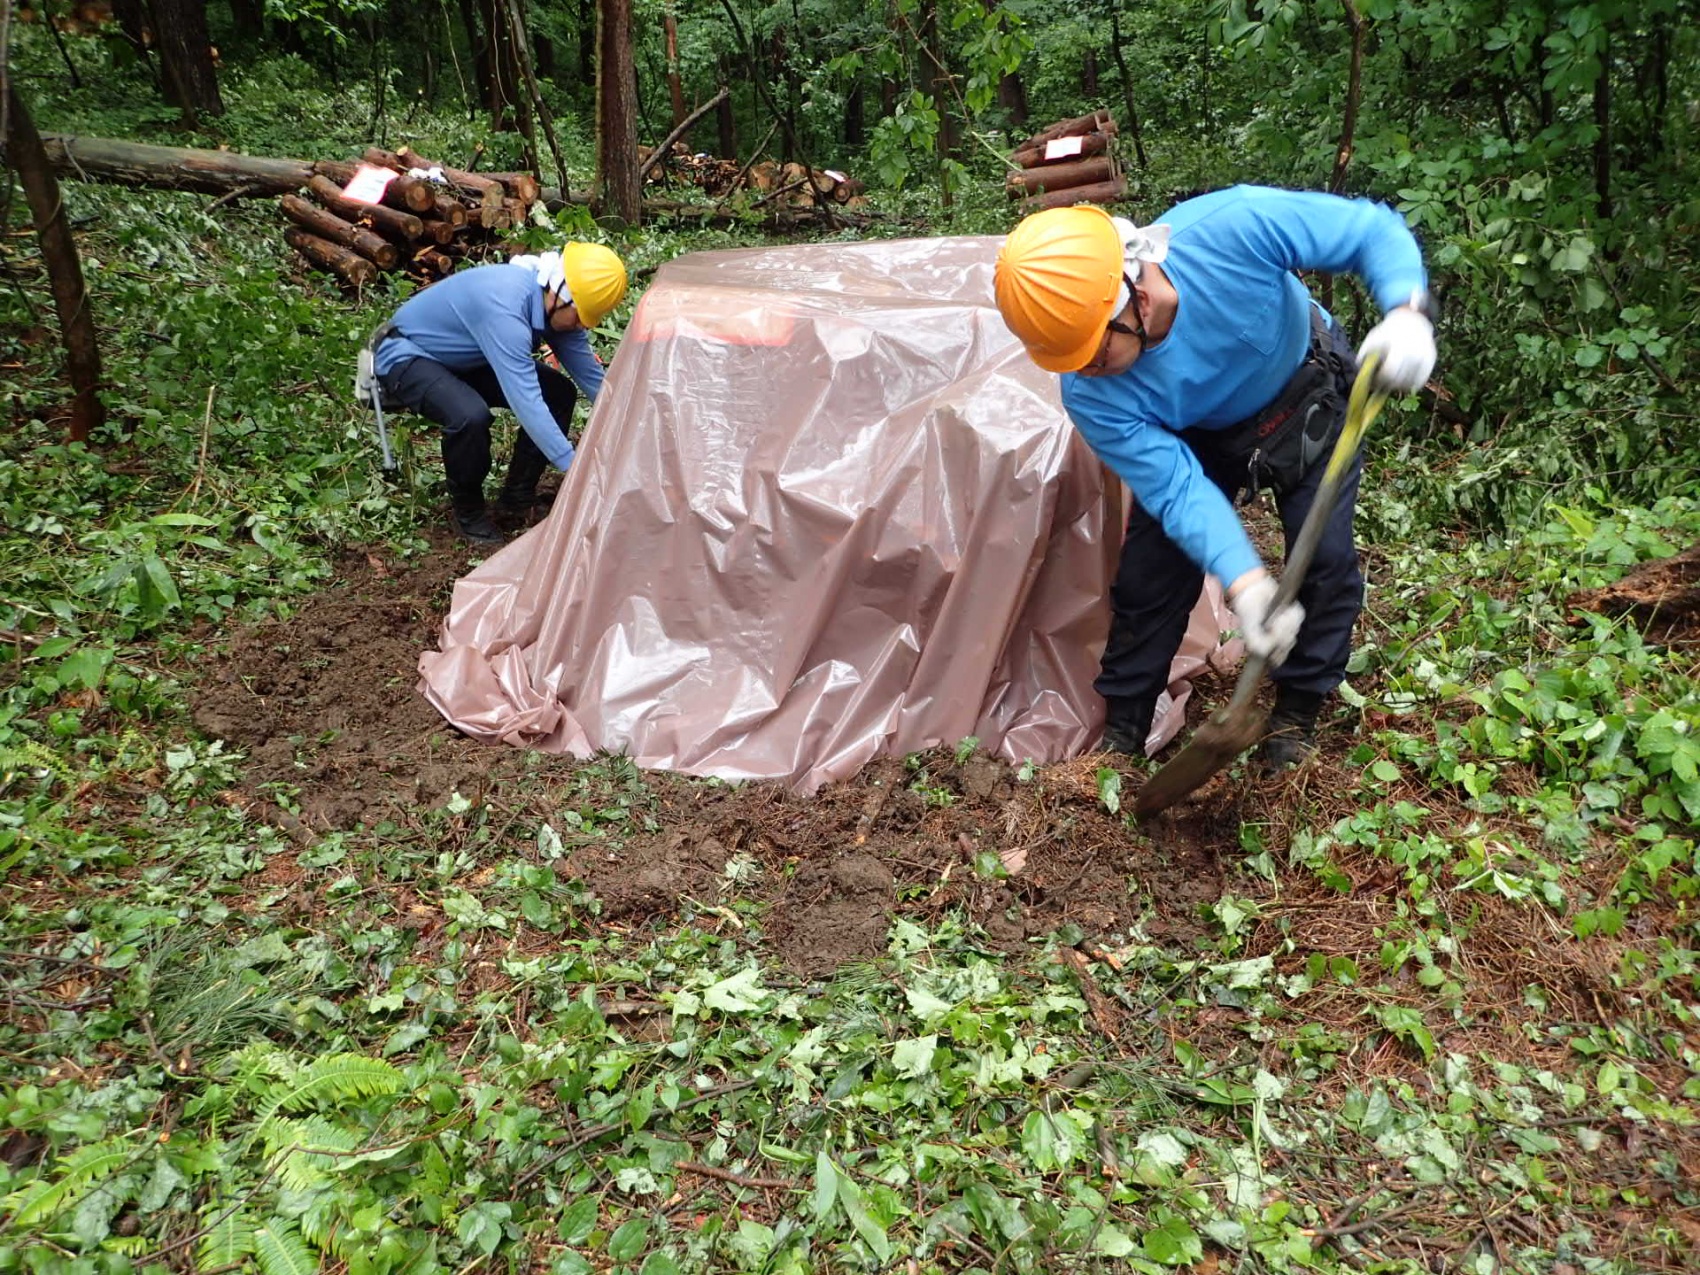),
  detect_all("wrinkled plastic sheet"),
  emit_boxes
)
[418,236,1230,791]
